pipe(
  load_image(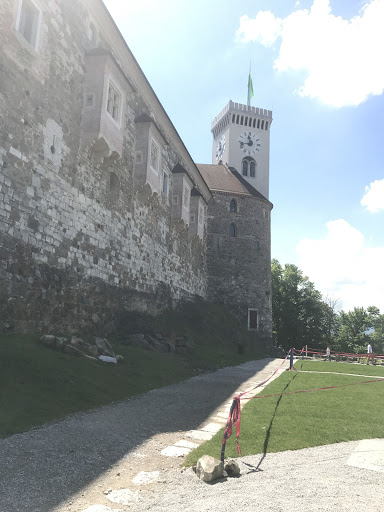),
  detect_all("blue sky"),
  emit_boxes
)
[103,0,384,312]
